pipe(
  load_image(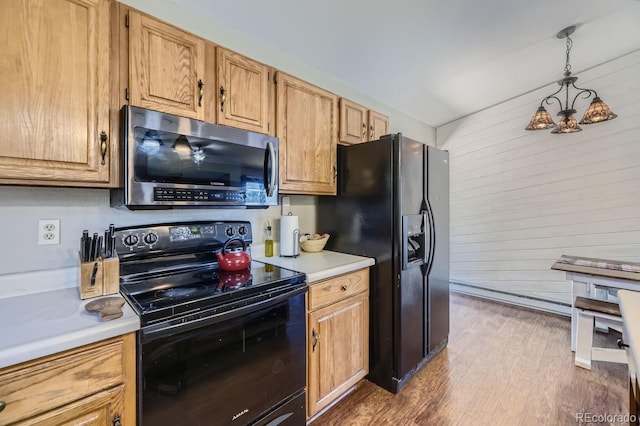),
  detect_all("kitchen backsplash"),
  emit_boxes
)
[0,186,317,278]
